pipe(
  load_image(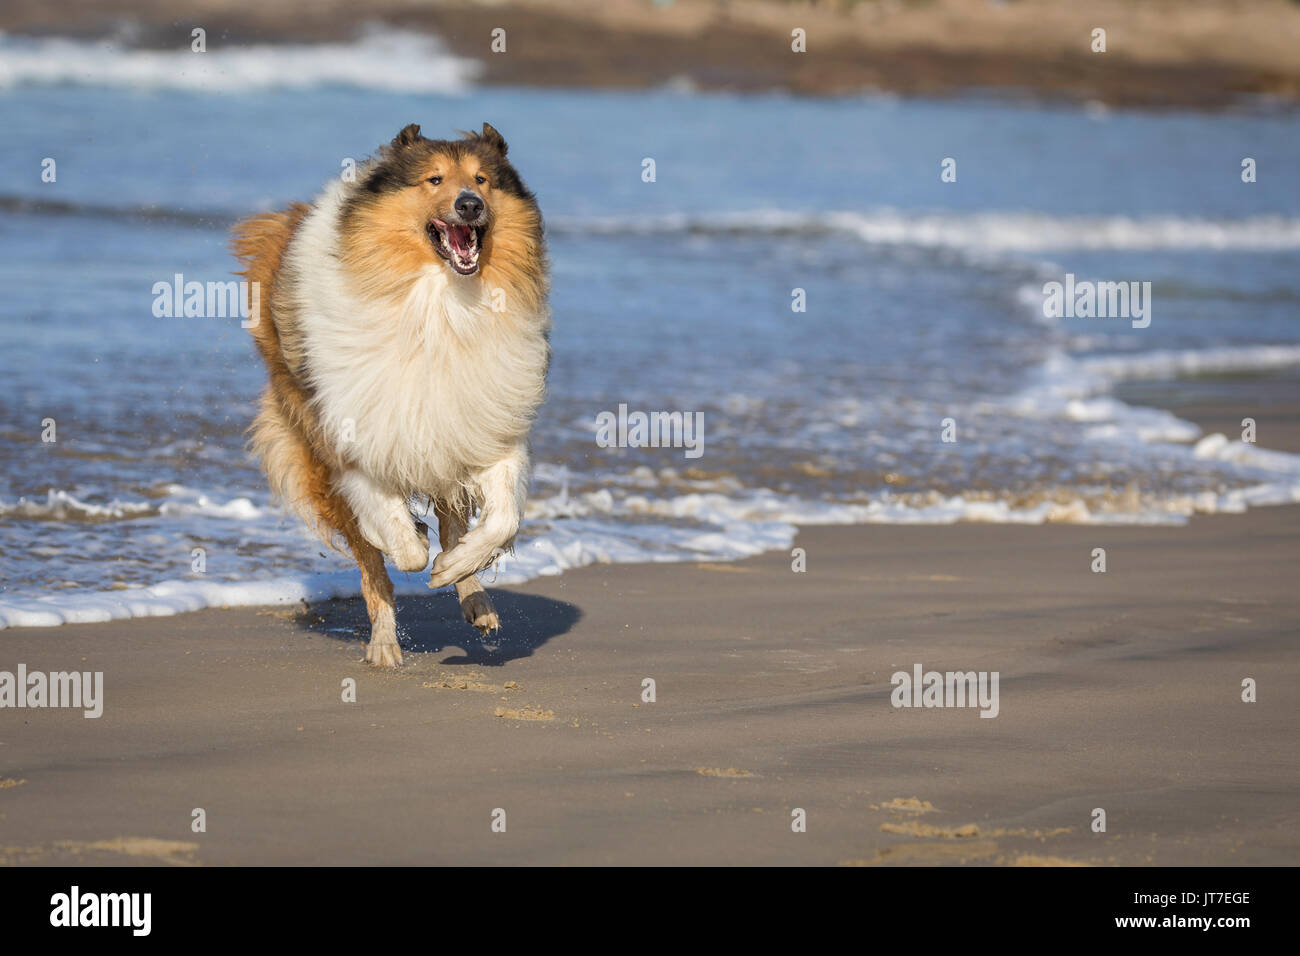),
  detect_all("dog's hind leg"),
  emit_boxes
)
[257,404,404,667]
[321,488,402,667]
[434,499,500,635]
[307,469,404,667]
[345,527,403,667]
